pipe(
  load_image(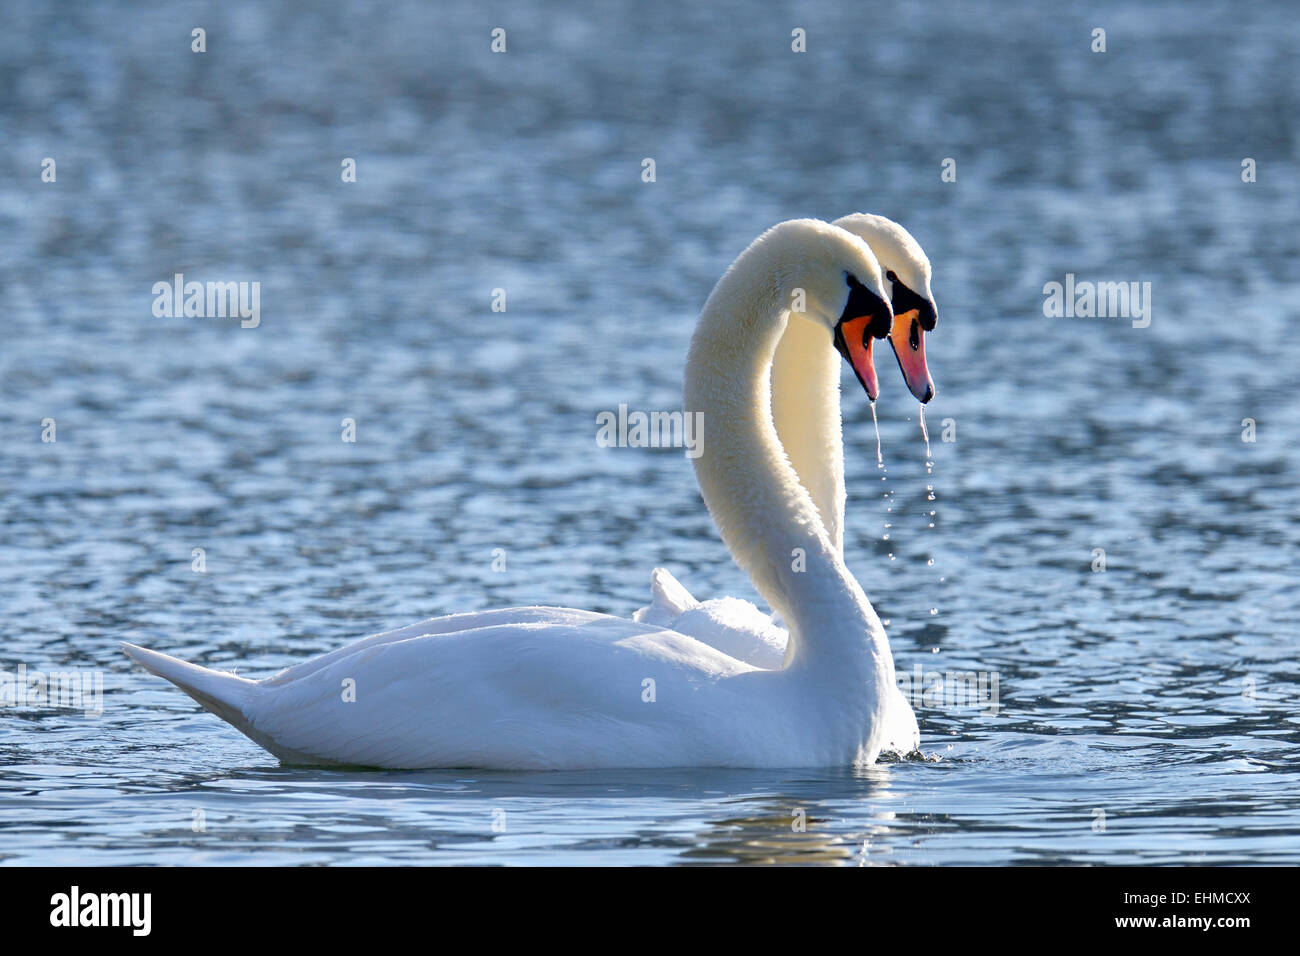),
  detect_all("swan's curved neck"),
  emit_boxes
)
[770,312,846,554]
[683,244,889,687]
